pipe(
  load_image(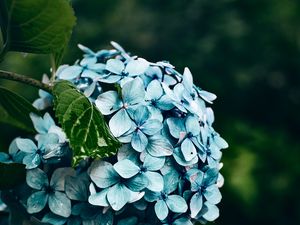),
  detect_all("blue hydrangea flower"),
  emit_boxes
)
[2,42,228,225]
[96,78,145,137]
[88,160,147,211]
[144,173,188,221]
[26,168,75,217]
